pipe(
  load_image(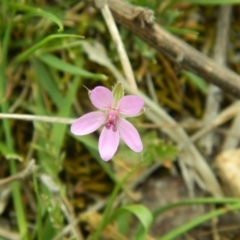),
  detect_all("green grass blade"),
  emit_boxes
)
[153,198,240,217]
[183,70,208,93]
[50,75,81,151]
[15,34,83,63]
[32,171,44,240]
[32,58,63,109]
[0,3,28,239]
[37,53,108,80]
[135,197,240,238]
[0,142,23,161]
[32,79,61,238]
[166,27,199,36]
[160,202,240,240]
[9,2,64,31]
